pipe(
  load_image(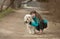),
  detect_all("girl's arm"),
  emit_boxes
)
[30,17,39,27]
[31,21,38,27]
